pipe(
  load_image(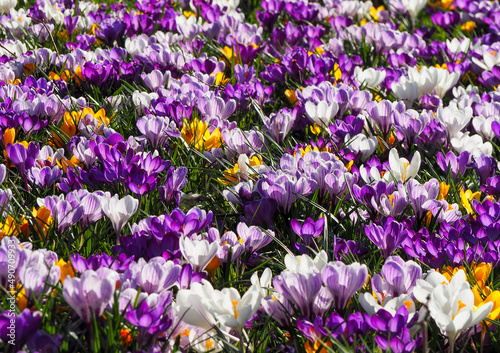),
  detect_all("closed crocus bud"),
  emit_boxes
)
[101,195,139,245]
[0,0,16,13]
[63,268,118,324]
[321,261,368,310]
[392,77,419,107]
[354,67,386,88]
[0,164,6,185]
[305,100,339,128]
[401,0,426,19]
